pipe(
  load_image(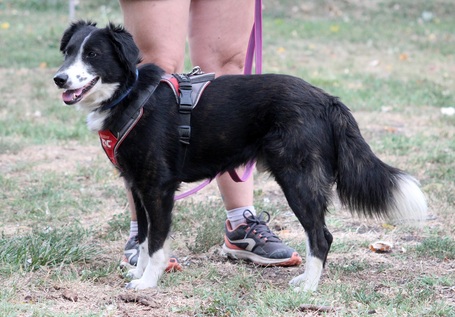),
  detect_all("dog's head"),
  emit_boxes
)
[53,21,140,112]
